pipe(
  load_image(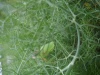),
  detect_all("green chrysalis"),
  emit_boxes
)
[39,41,55,58]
